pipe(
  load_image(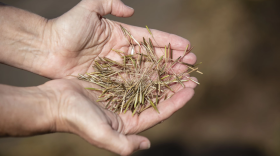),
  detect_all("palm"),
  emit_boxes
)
[40,0,198,154]
[43,9,113,78]
[44,1,198,133]
[43,78,192,154]
[45,76,196,136]
[42,1,196,79]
